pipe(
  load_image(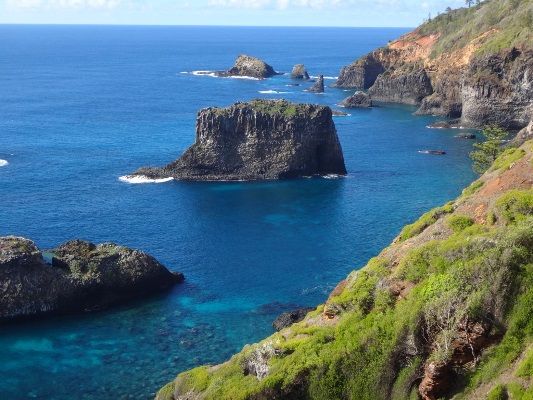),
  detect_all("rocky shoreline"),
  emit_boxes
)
[0,237,183,322]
